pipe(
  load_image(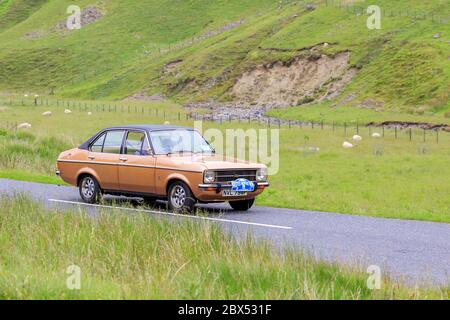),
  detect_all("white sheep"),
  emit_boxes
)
[372,132,381,138]
[342,141,354,149]
[352,135,362,142]
[17,123,32,129]
[42,111,52,117]
[64,109,72,114]
[87,112,92,116]
[164,121,170,125]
